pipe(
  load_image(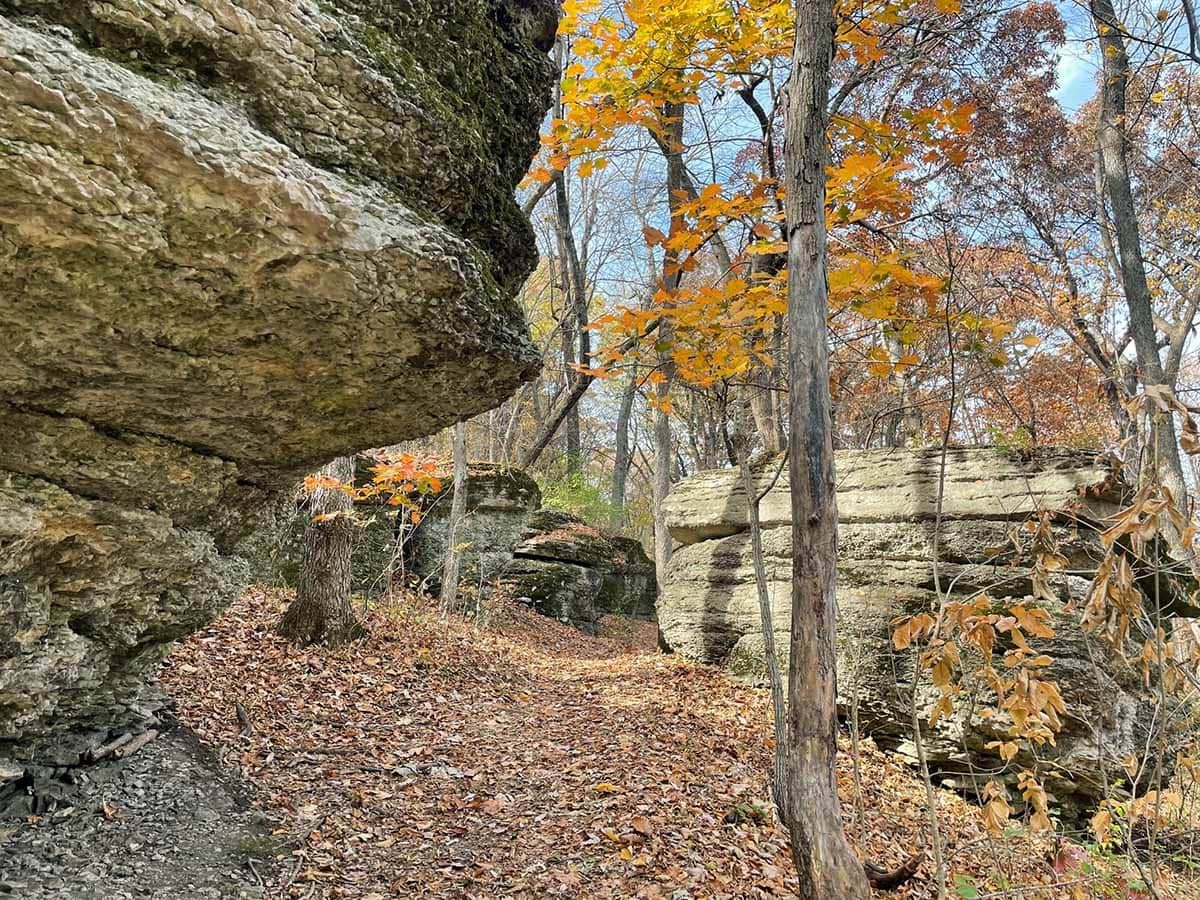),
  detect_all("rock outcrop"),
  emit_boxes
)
[0,1,555,768]
[408,464,544,592]
[252,487,401,599]
[406,467,657,631]
[500,510,657,632]
[658,448,1179,810]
